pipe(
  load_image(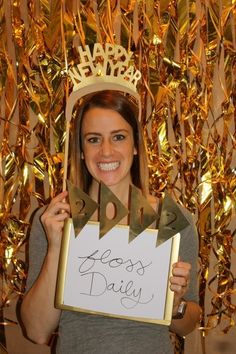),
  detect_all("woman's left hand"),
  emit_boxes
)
[170,261,191,315]
[169,261,201,335]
